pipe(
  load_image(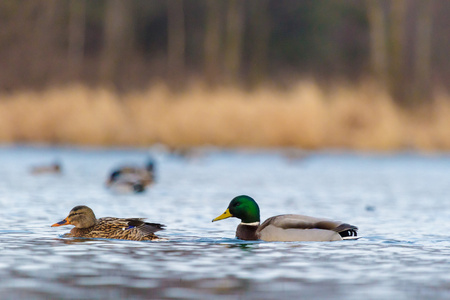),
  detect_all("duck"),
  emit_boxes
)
[106,159,156,193]
[212,195,358,242]
[30,162,62,175]
[115,160,155,183]
[106,171,147,193]
[51,205,165,241]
